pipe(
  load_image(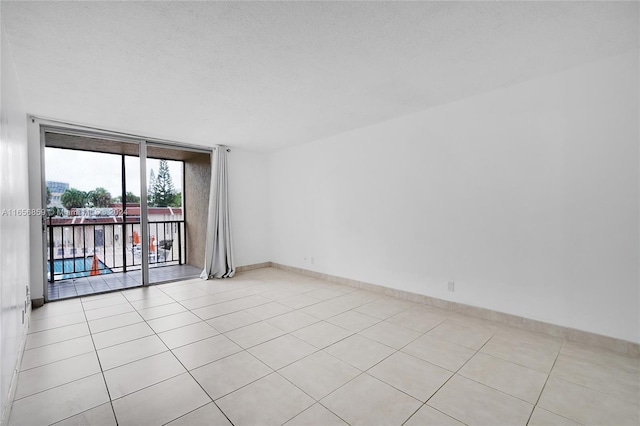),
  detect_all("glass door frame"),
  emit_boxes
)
[40,123,211,302]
